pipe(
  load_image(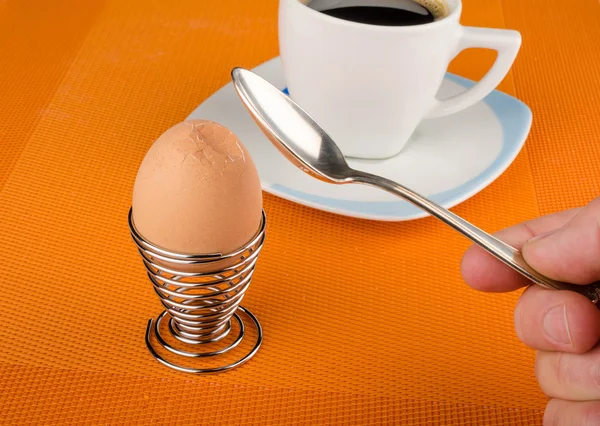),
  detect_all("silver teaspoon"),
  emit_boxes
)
[231,67,600,305]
